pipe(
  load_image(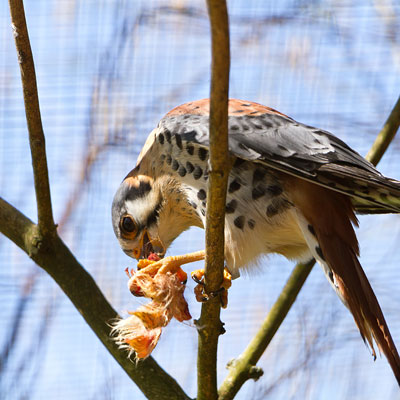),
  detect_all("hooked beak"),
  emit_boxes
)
[133,230,165,260]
